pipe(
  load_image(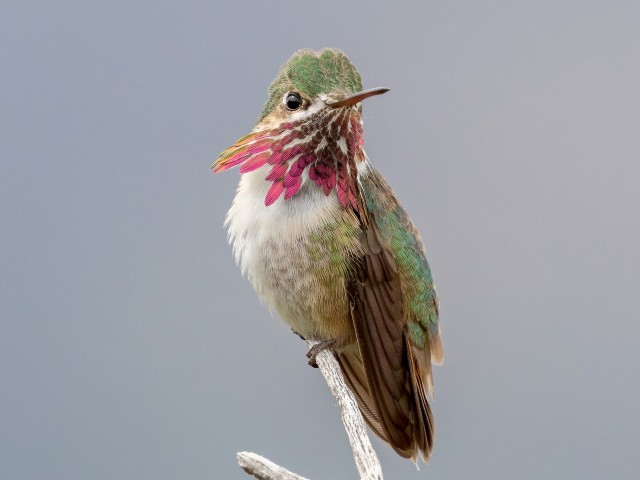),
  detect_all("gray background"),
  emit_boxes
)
[2,1,639,479]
